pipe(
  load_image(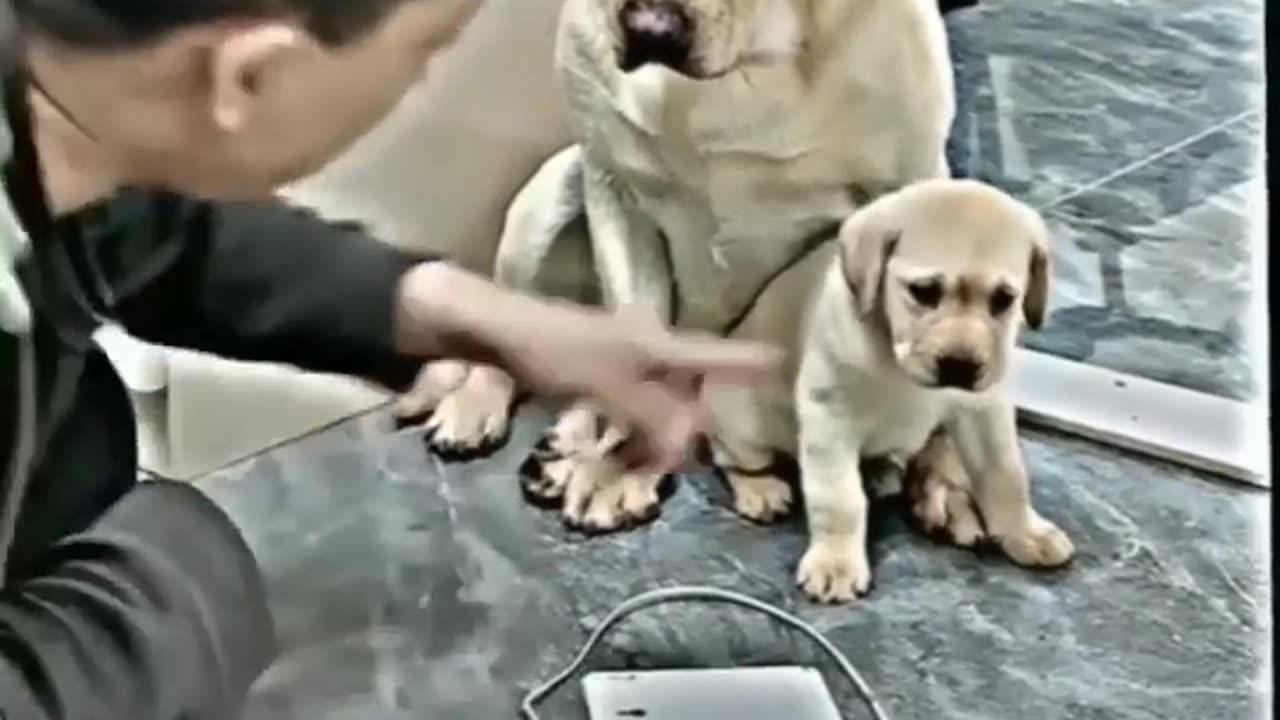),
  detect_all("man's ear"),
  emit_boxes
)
[839,204,900,316]
[208,24,305,132]
[1022,221,1052,330]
